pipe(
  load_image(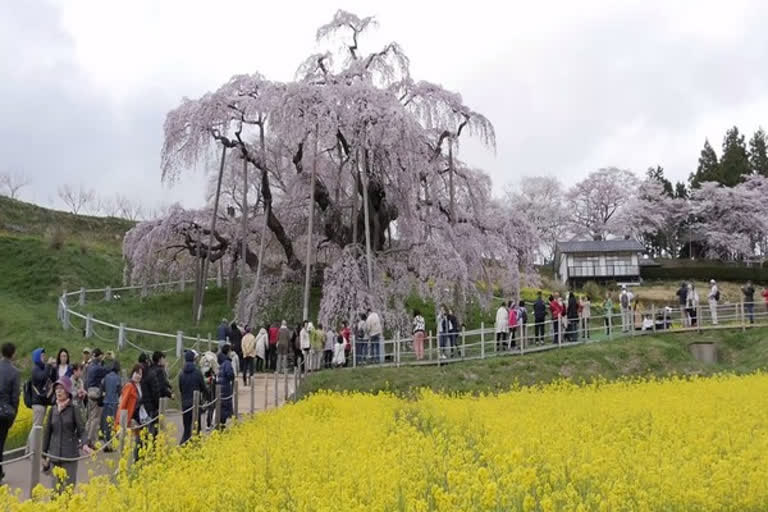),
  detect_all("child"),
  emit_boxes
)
[332,335,346,368]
